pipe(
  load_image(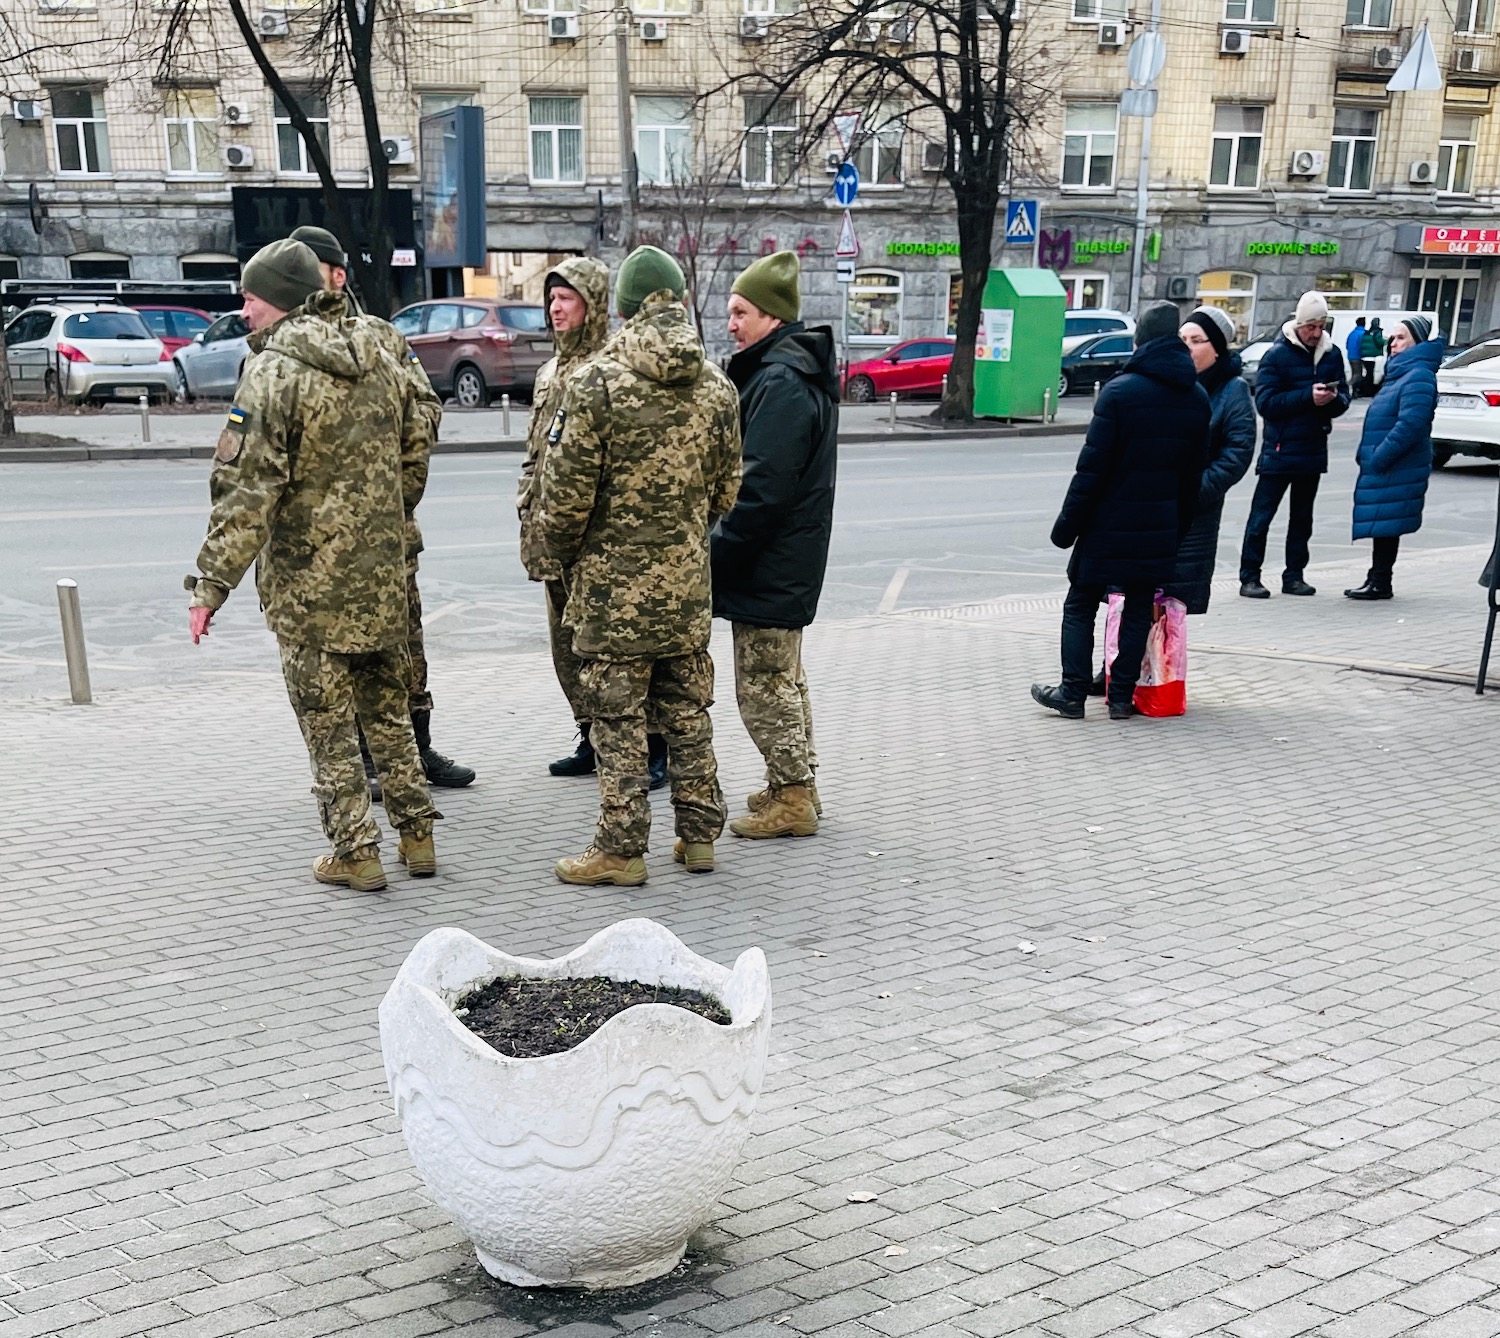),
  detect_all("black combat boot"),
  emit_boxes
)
[549,724,596,777]
[358,726,383,804]
[648,733,669,791]
[1344,571,1393,600]
[412,709,476,788]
